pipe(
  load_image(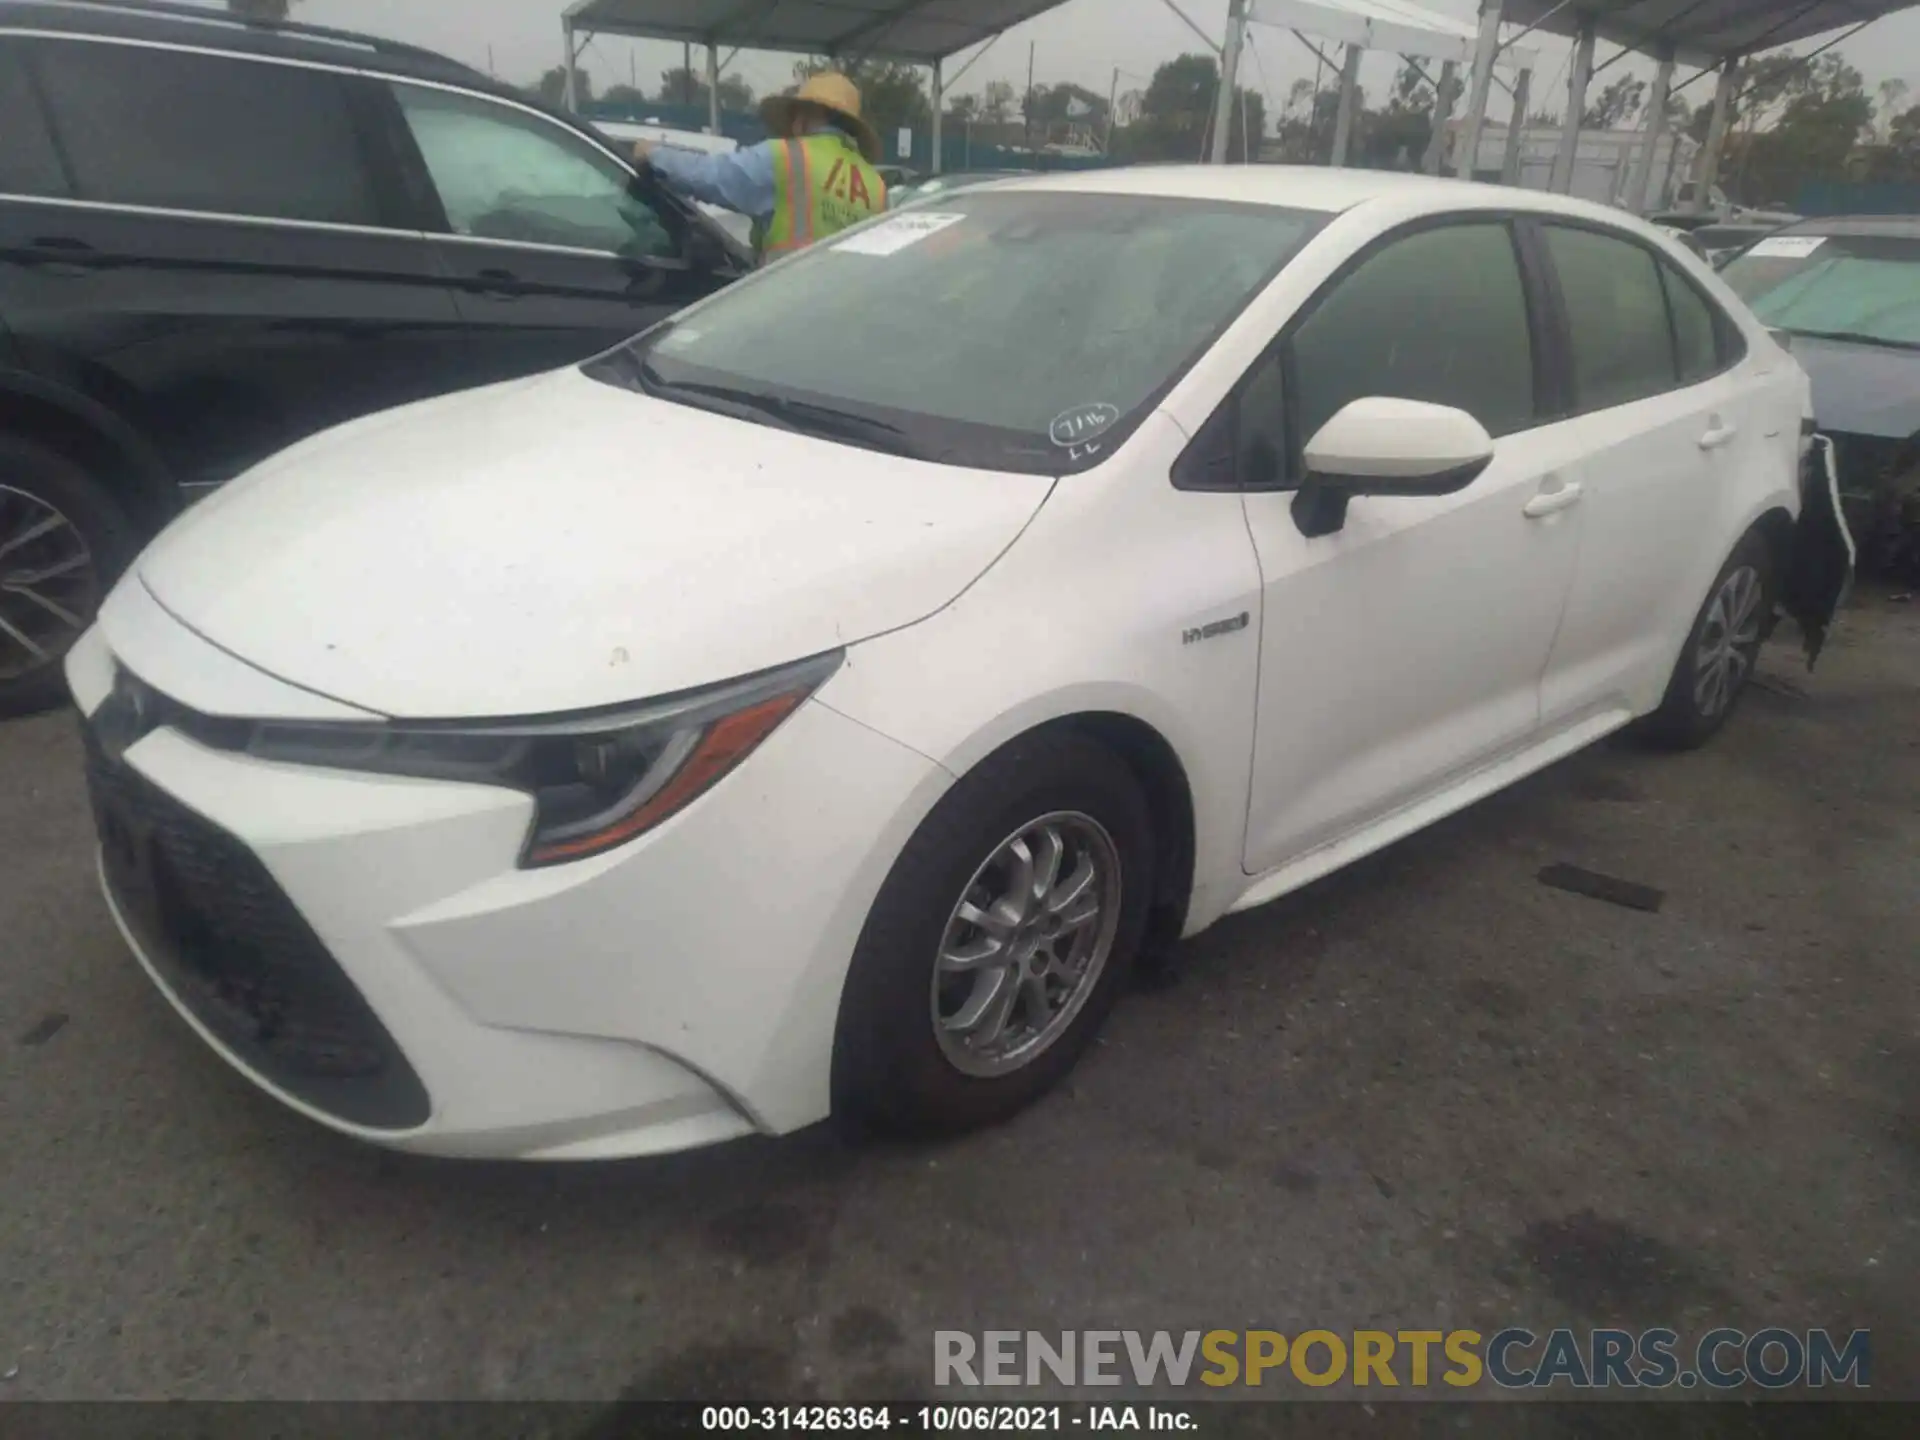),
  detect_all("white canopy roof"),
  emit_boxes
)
[1250,0,1537,69]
